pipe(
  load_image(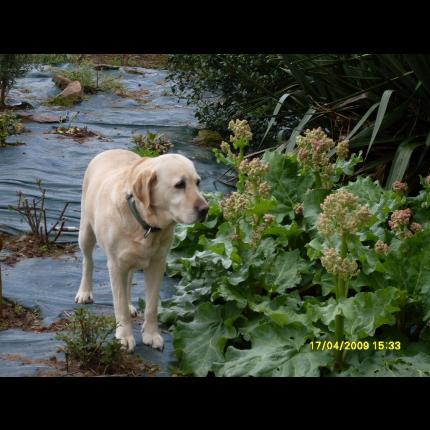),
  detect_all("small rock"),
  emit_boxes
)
[94,64,120,71]
[52,74,72,90]
[56,81,83,103]
[3,101,33,110]
[192,129,223,146]
[123,66,145,75]
[18,113,61,123]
